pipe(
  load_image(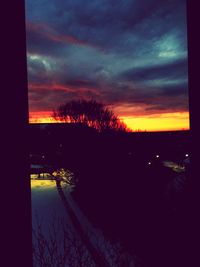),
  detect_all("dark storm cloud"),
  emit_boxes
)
[61,79,97,88]
[28,82,102,112]
[160,83,188,97]
[26,0,187,54]
[29,88,75,111]
[119,58,188,82]
[26,23,64,56]
[26,0,188,116]
[28,76,188,115]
